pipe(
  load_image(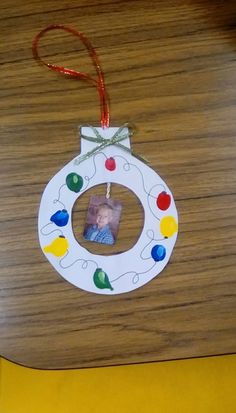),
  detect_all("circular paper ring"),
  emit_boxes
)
[38,127,178,295]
